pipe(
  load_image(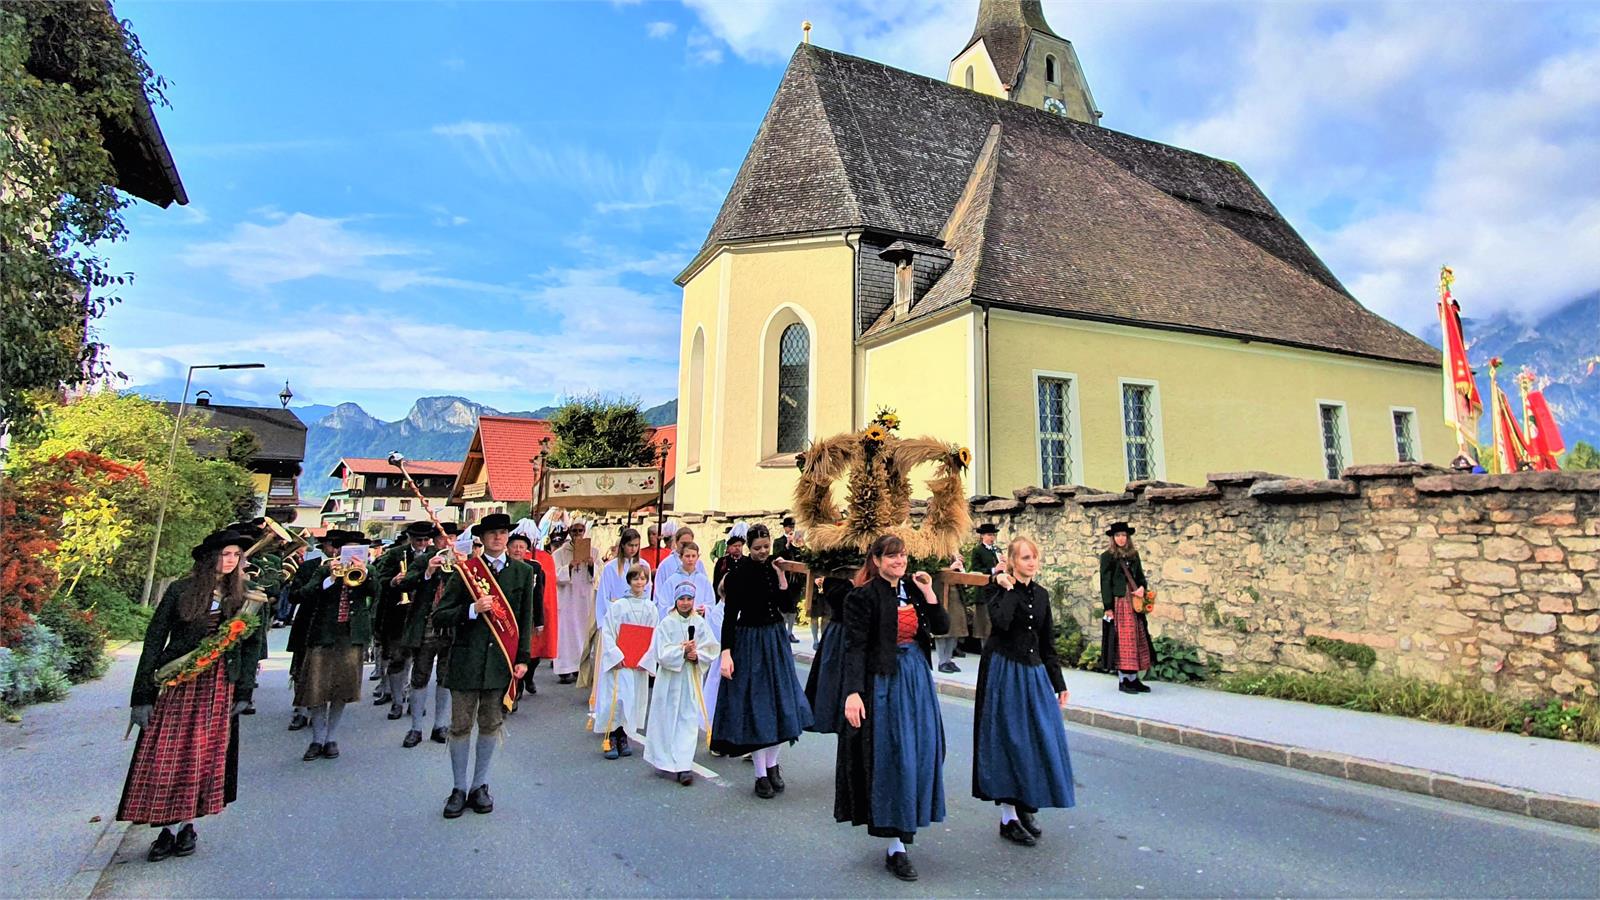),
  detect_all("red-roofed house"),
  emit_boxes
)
[321,456,462,538]
[450,416,677,524]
